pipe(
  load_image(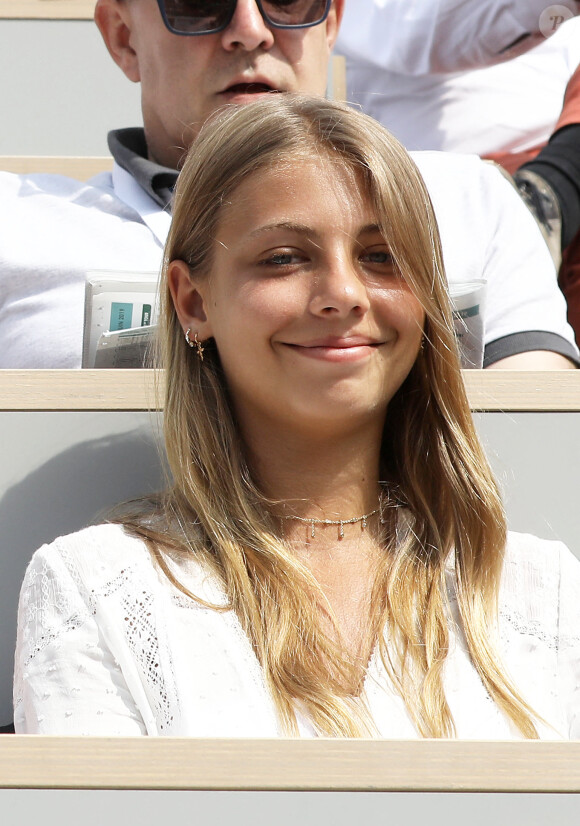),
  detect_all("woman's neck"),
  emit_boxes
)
[241,413,389,578]
[245,419,384,523]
